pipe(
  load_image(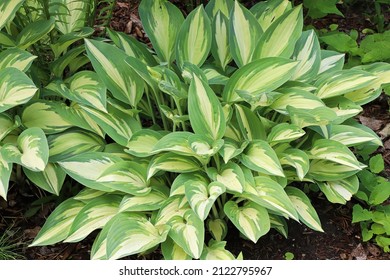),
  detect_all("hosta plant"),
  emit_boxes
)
[1,0,390,259]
